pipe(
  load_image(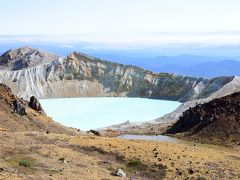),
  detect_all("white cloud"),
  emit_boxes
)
[1,32,240,49]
